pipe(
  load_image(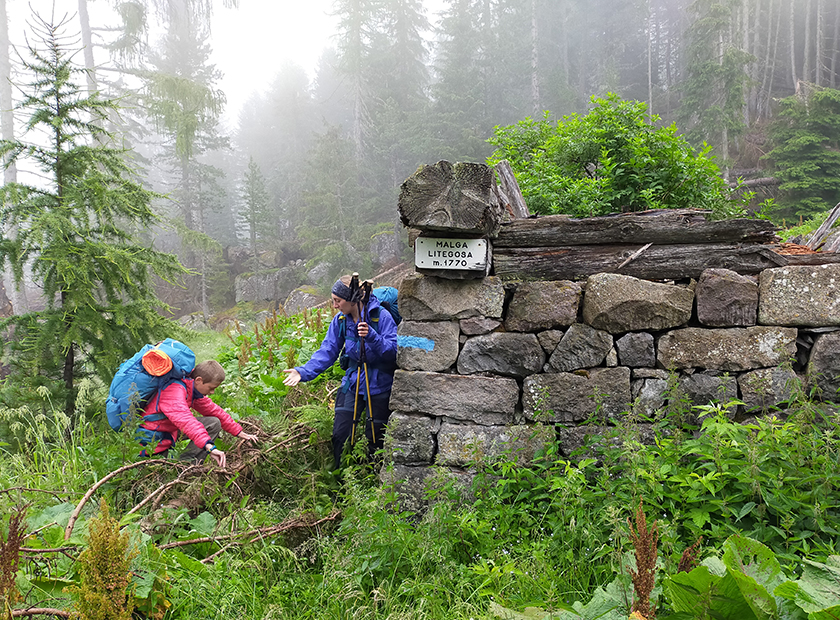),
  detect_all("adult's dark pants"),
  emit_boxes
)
[332,390,391,469]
